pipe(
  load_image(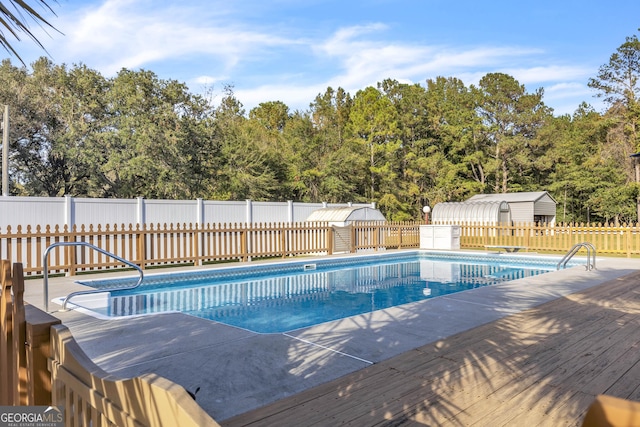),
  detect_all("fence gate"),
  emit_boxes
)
[332,226,352,253]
